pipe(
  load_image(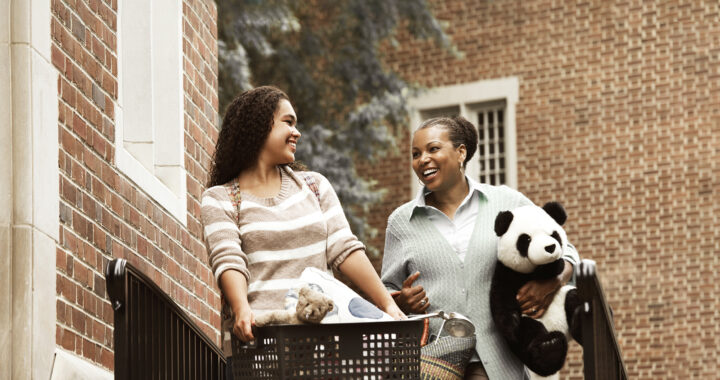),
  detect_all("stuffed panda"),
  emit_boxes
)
[490,202,583,379]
